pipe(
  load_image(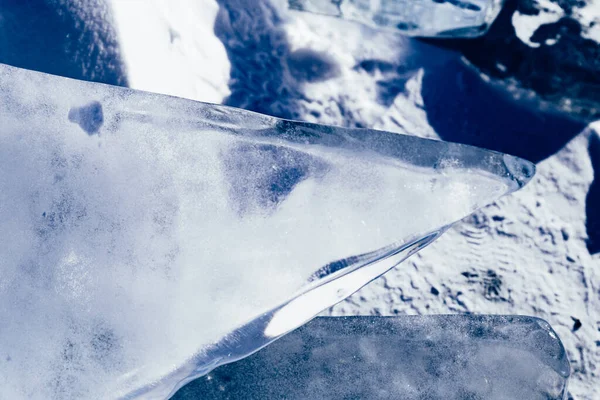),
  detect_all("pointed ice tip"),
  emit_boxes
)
[503,154,536,189]
[0,63,538,400]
